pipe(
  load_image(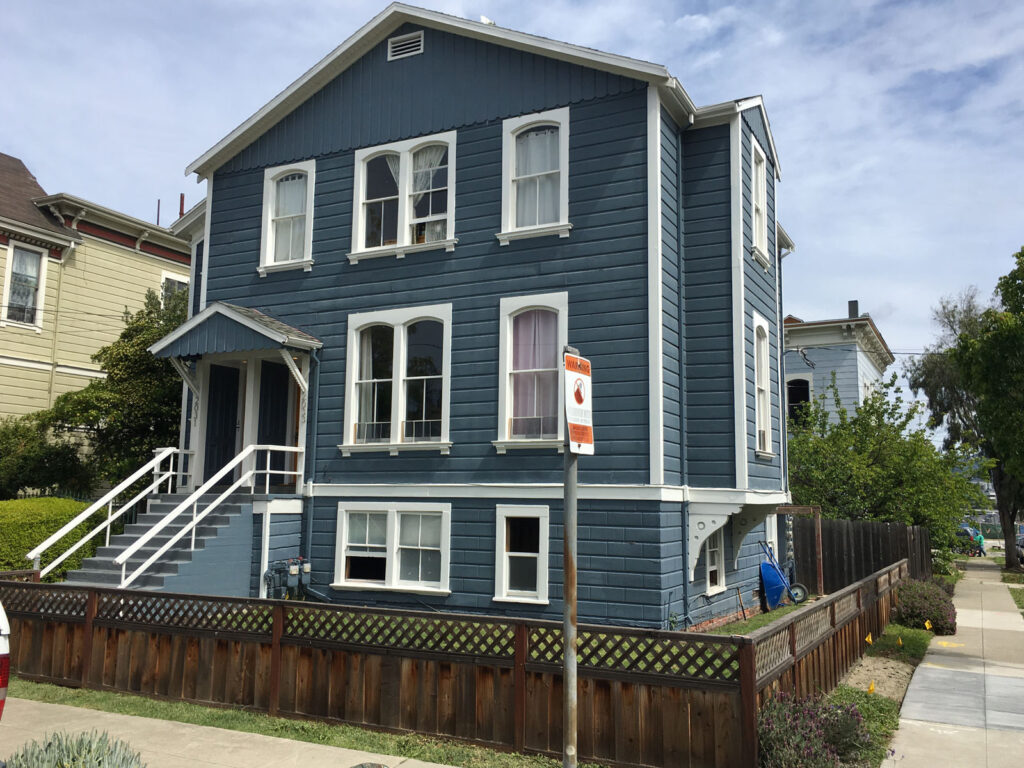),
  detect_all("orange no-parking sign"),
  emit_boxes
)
[564,353,594,455]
